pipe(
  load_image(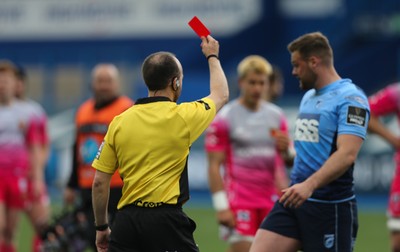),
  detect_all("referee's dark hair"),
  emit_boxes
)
[142,52,181,91]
